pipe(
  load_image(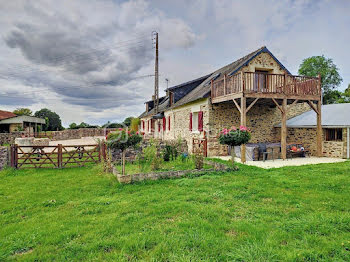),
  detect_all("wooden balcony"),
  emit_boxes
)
[211,72,321,103]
